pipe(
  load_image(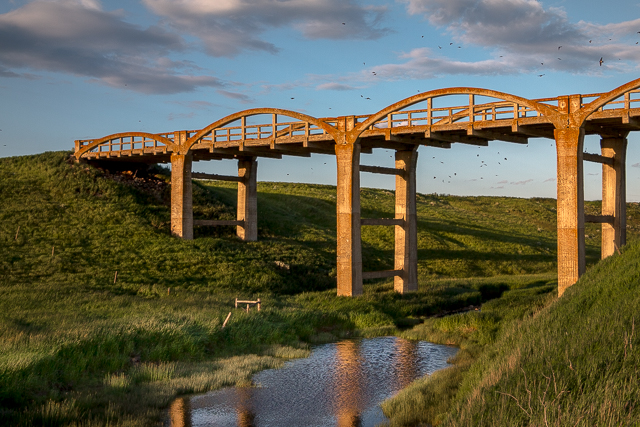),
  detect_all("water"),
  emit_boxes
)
[168,336,457,427]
